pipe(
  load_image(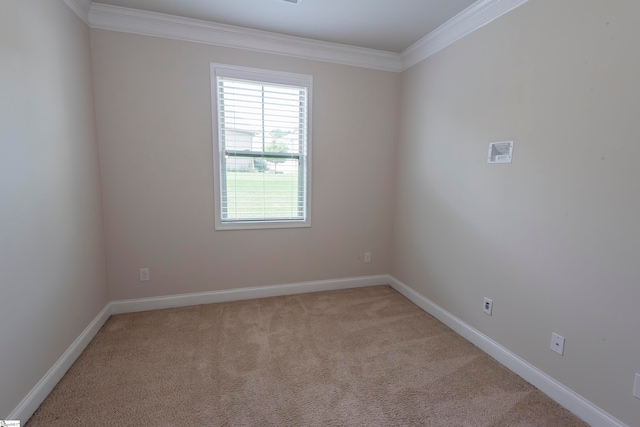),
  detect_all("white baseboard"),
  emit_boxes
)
[8,303,112,423]
[12,274,624,427]
[110,274,390,314]
[11,275,389,423]
[387,275,627,427]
